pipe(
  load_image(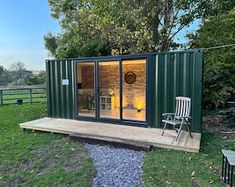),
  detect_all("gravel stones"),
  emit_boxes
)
[85,144,145,187]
